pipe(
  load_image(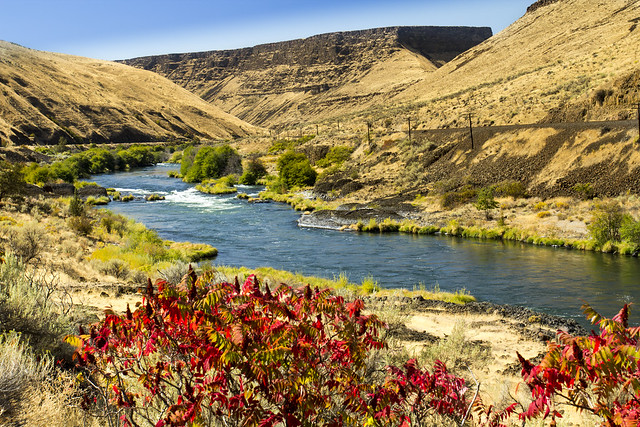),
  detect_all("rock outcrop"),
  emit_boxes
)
[527,0,562,13]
